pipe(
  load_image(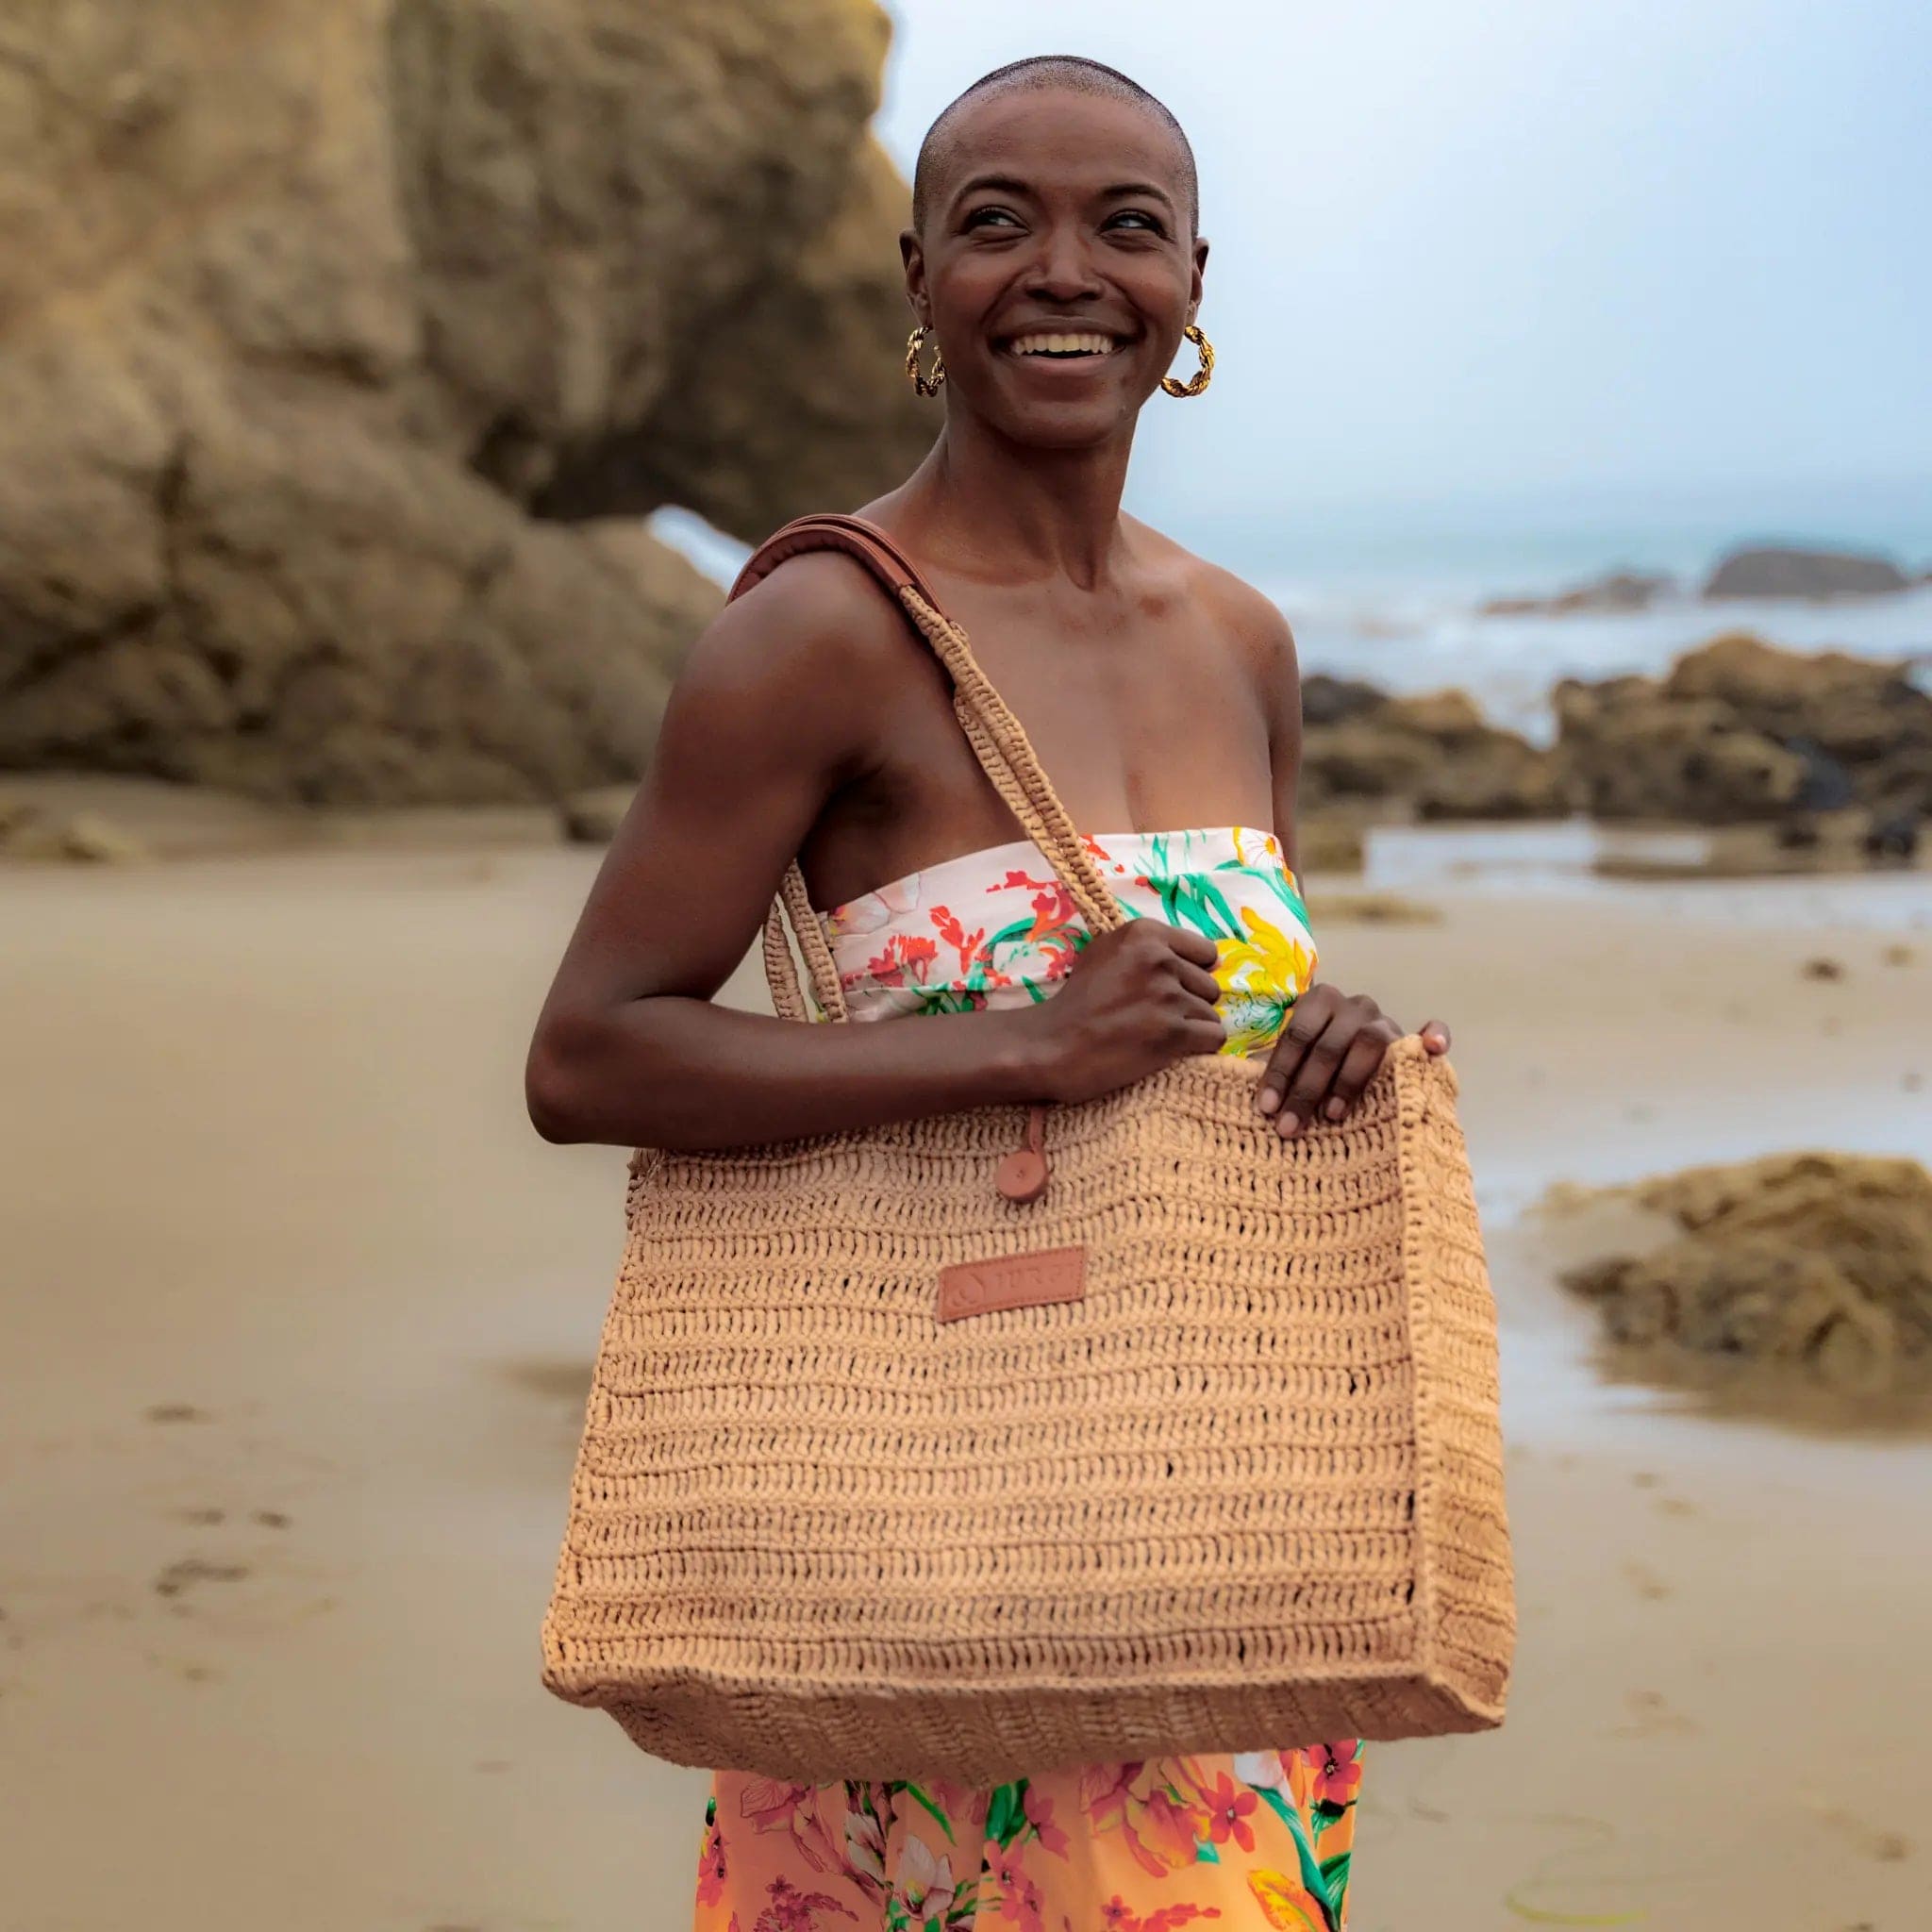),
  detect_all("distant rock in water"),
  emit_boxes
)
[1703,545,1910,601]
[1479,570,1674,618]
